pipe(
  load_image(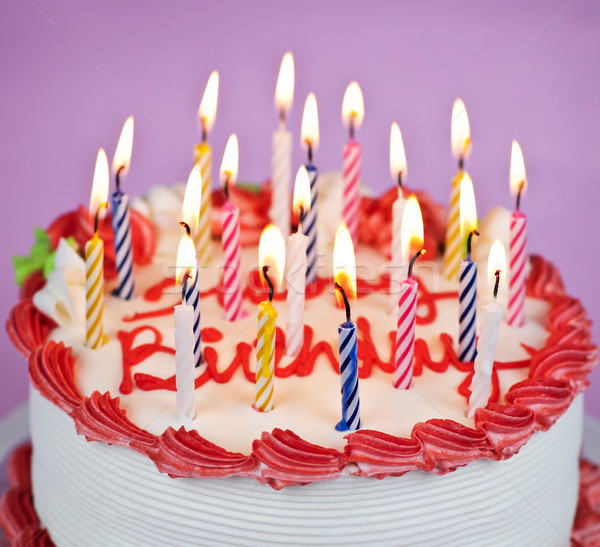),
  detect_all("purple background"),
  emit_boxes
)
[2,1,599,419]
